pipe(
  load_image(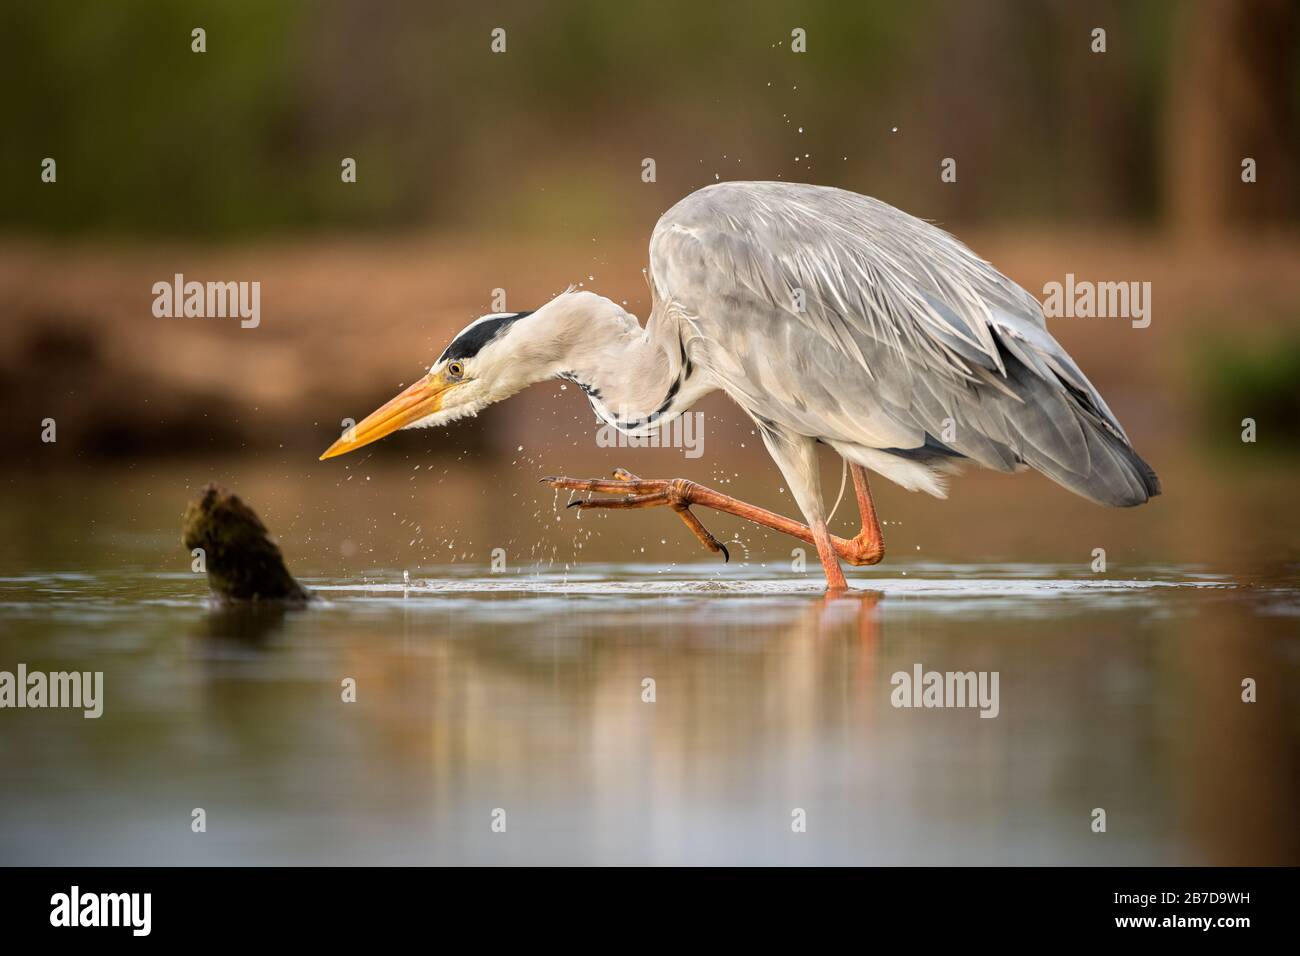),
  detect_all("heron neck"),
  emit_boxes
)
[546,301,685,431]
